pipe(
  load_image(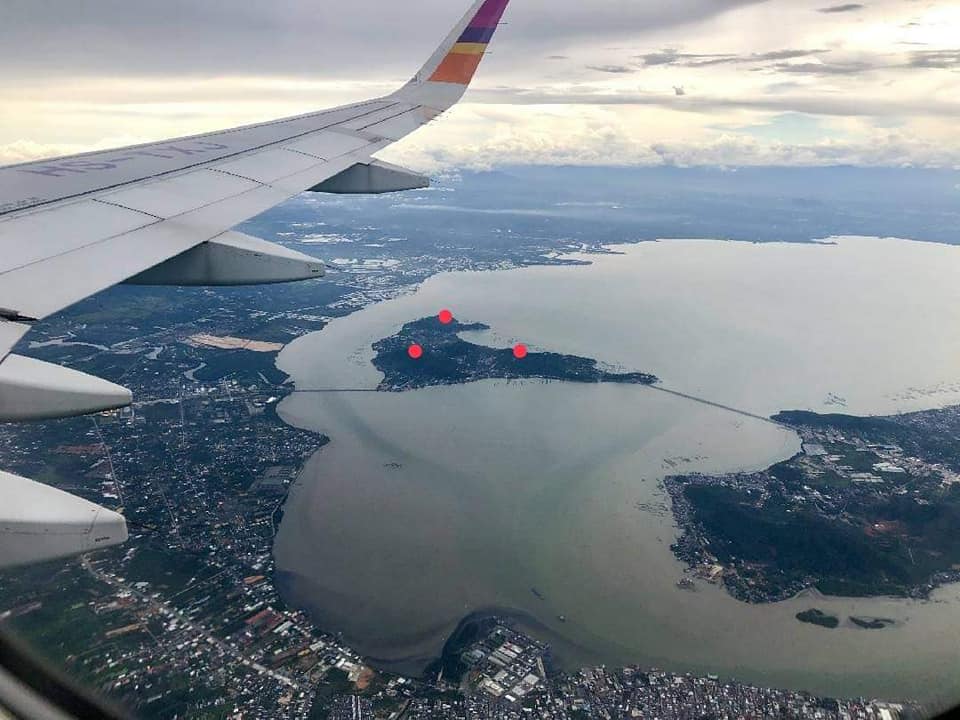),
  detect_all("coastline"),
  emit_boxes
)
[666,405,960,605]
[267,239,960,704]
